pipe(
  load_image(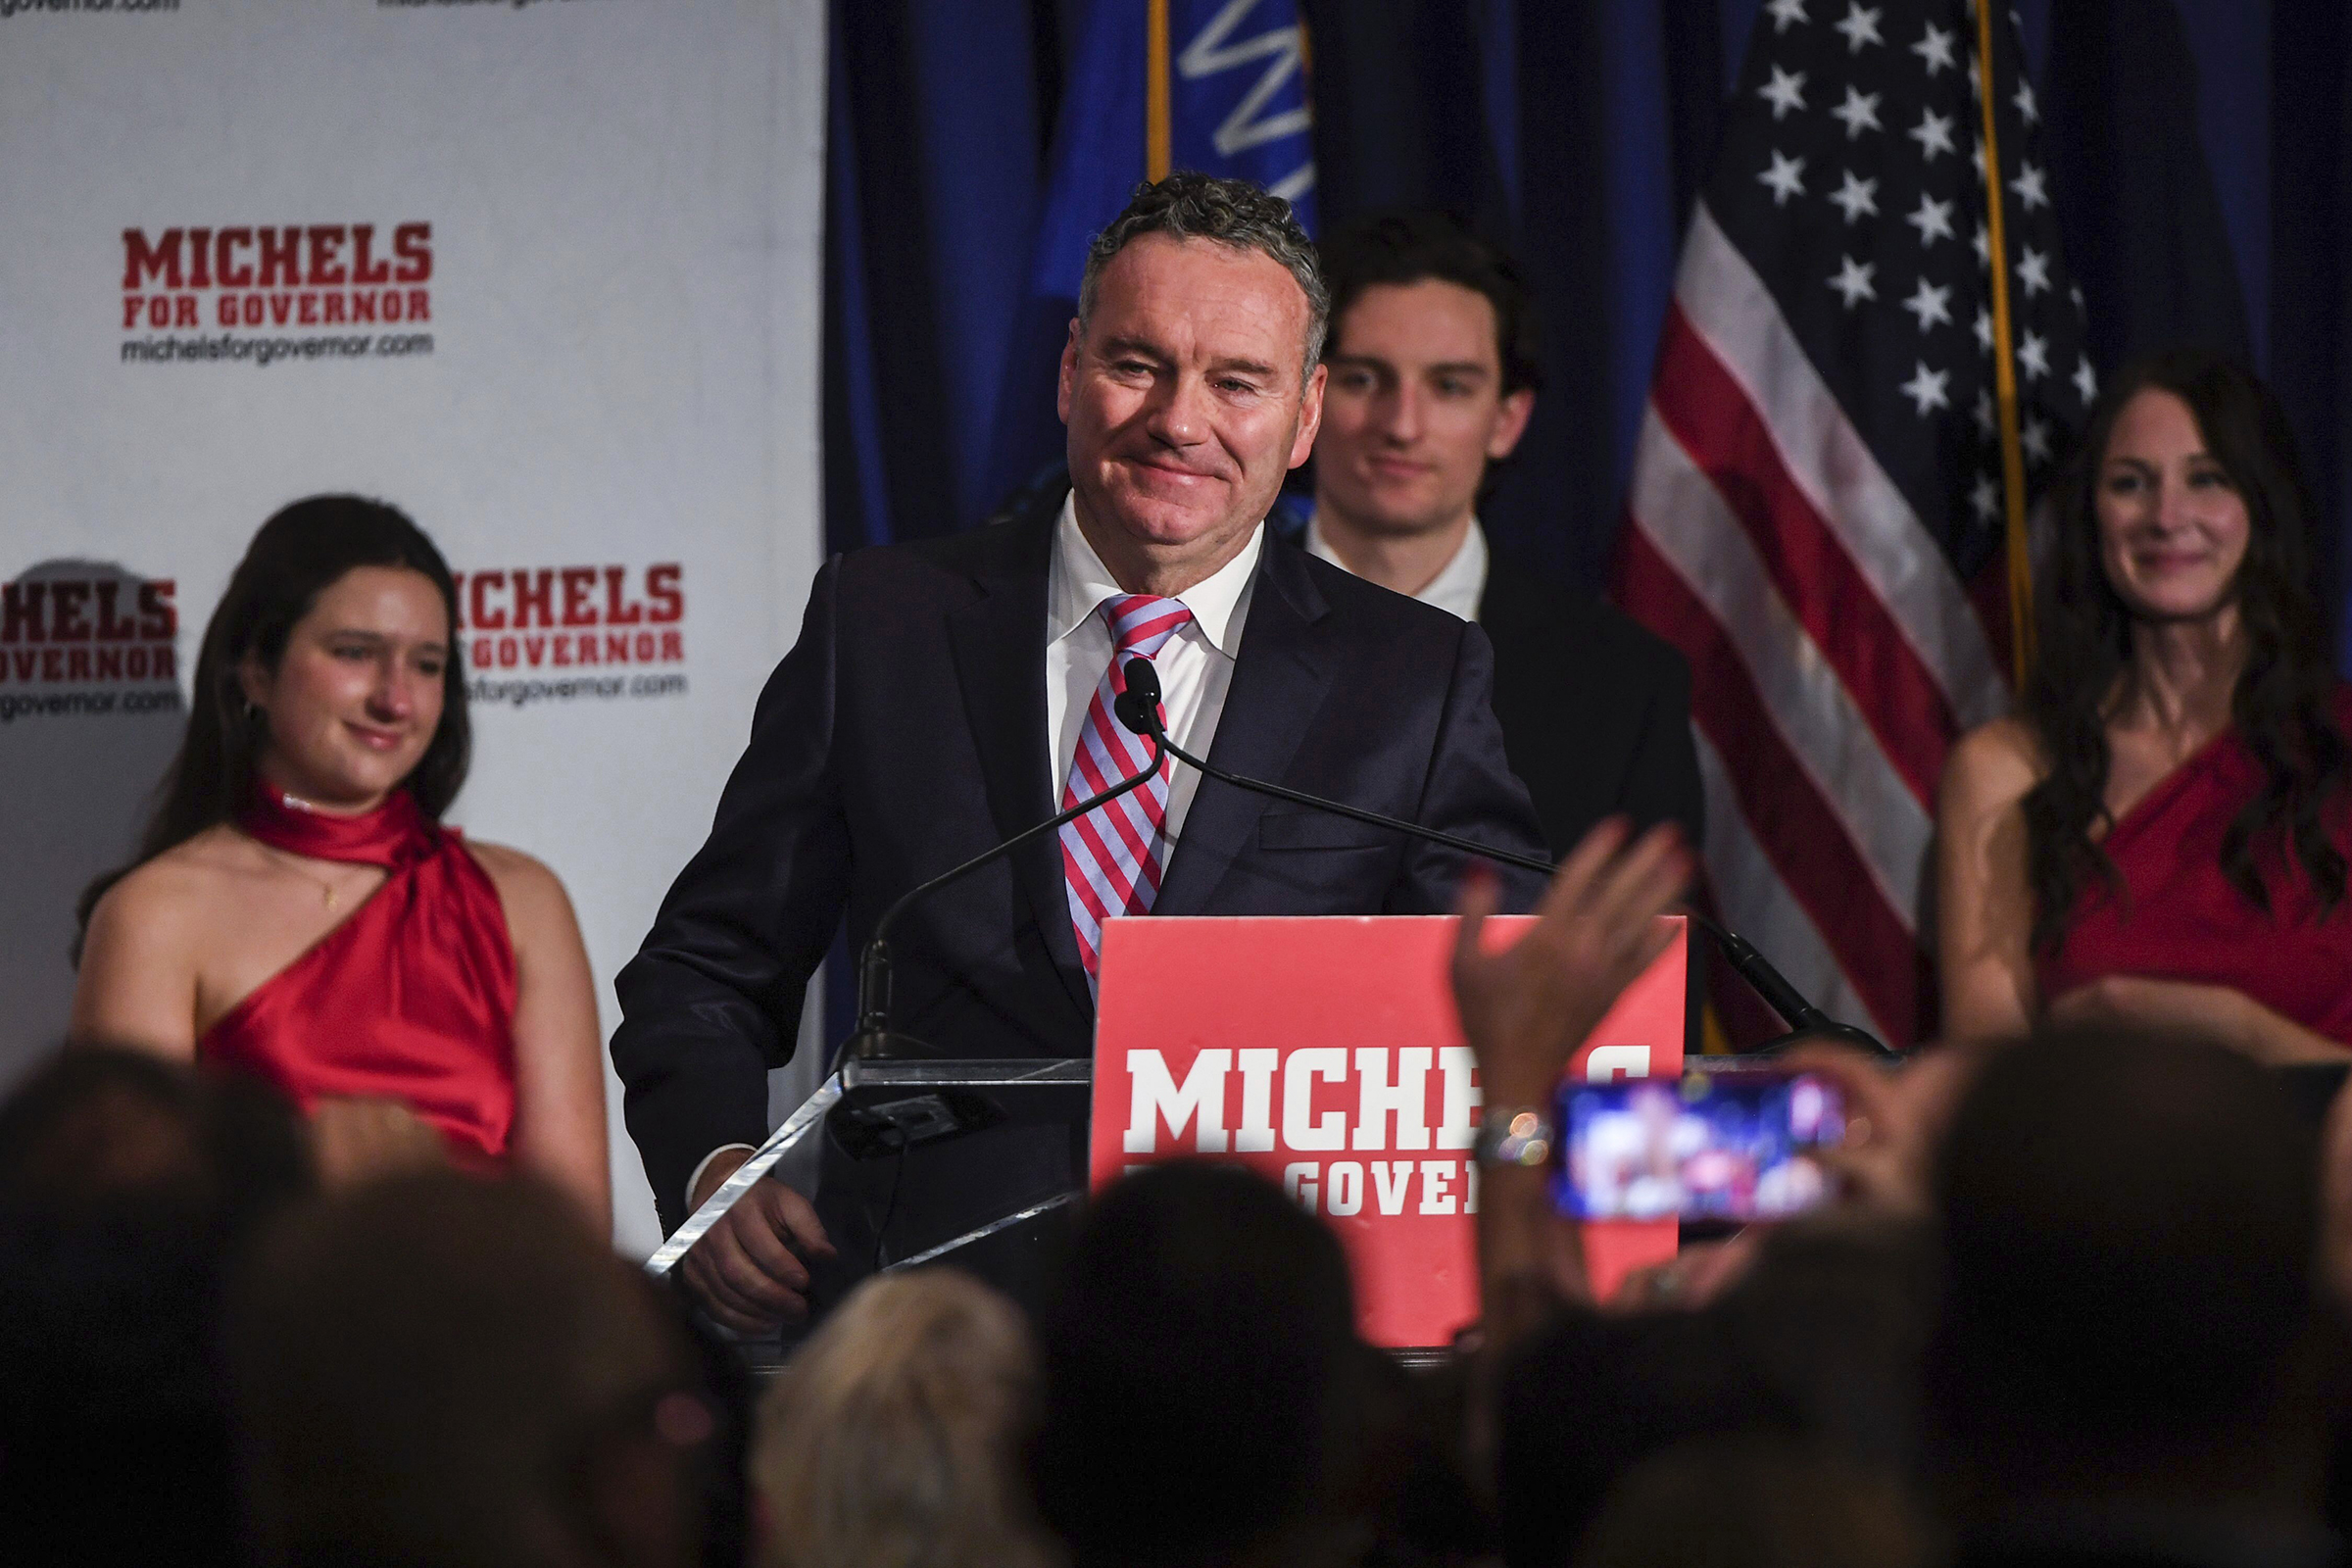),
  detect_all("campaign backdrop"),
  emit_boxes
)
[0,0,829,1257]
